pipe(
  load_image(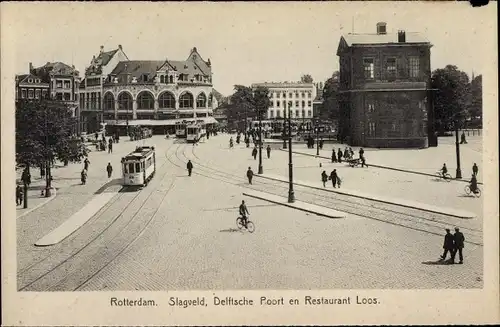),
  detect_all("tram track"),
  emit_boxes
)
[178,143,483,247]
[18,143,179,291]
